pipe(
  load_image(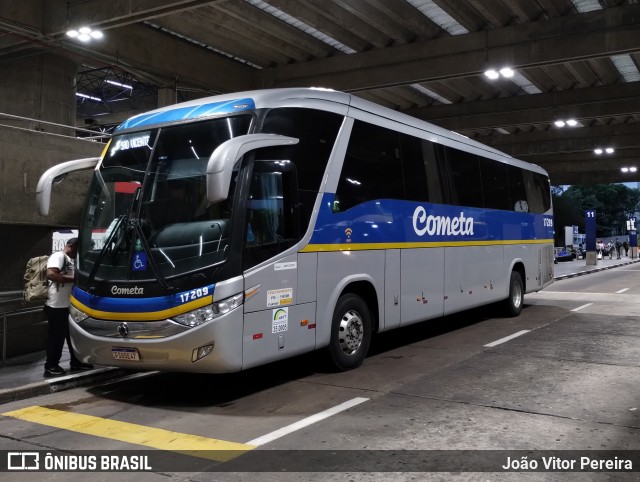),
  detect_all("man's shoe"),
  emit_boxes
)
[70,362,94,371]
[44,365,66,377]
